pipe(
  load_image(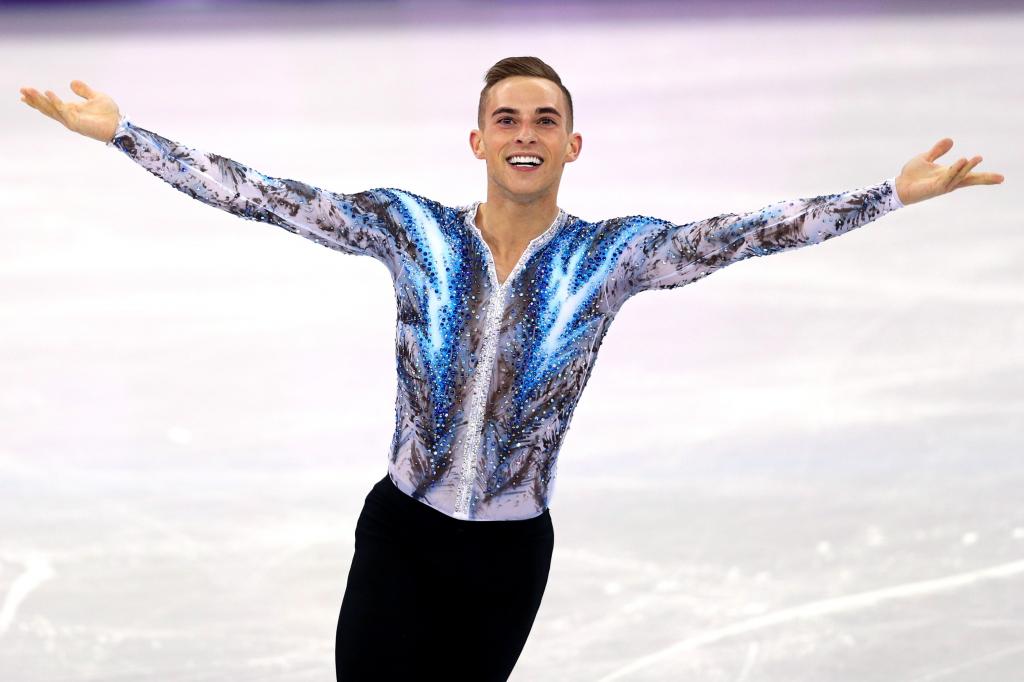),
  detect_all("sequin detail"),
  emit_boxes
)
[109,117,905,521]
[453,206,566,519]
